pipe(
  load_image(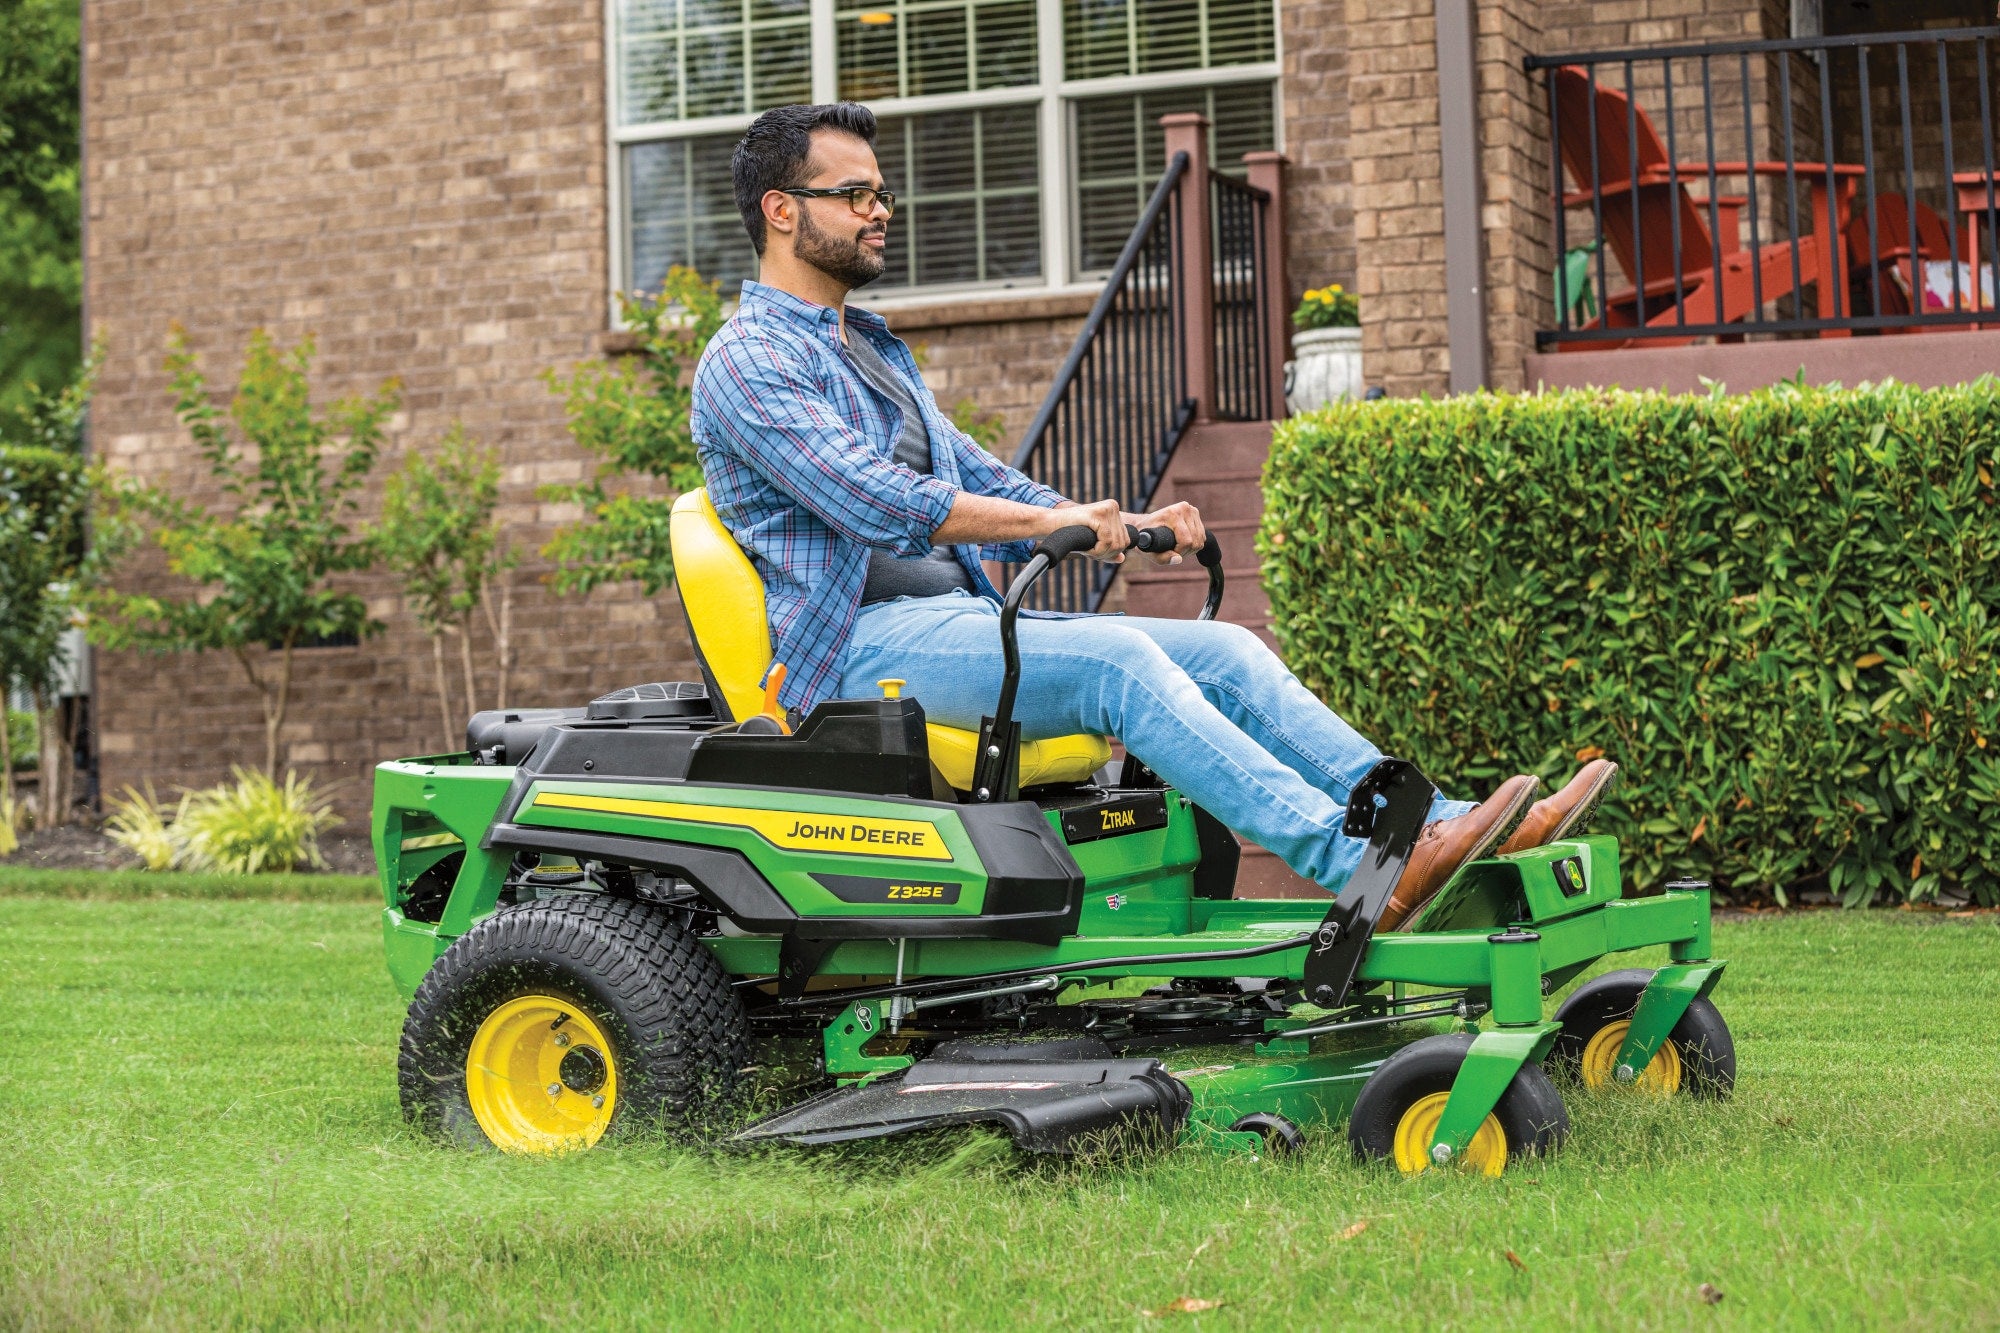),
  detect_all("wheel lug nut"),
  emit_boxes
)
[554,1033,571,1048]
[547,1082,562,1097]
[592,1095,605,1109]
[1614,1063,1636,1083]
[1430,1142,1453,1164]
